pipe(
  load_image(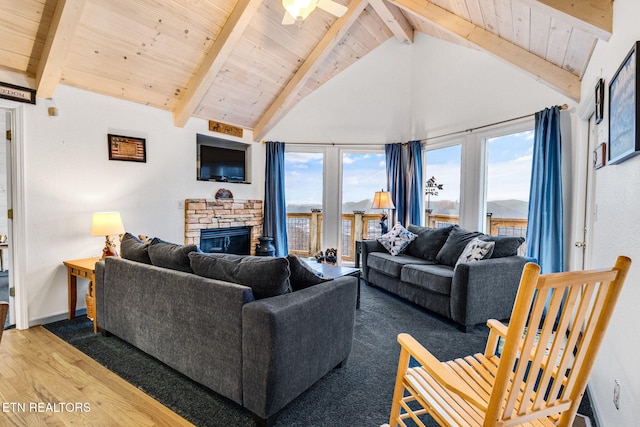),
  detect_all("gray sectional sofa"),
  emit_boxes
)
[95,235,357,427]
[362,224,529,332]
